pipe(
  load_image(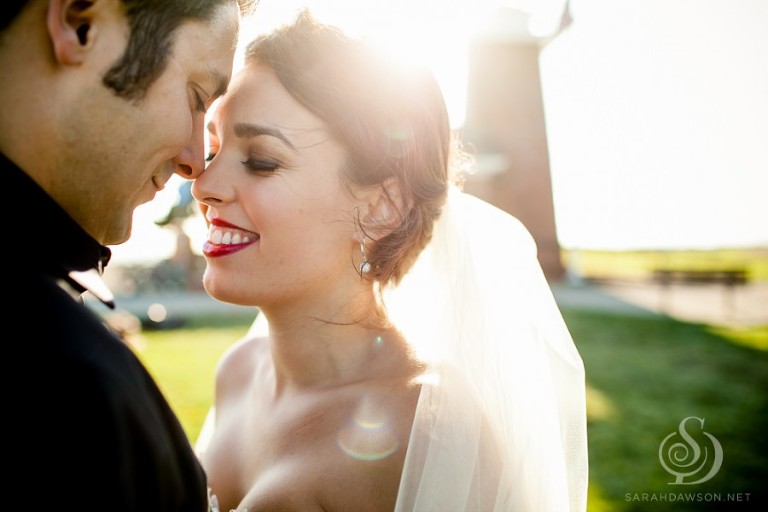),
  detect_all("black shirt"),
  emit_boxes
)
[3,153,208,511]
